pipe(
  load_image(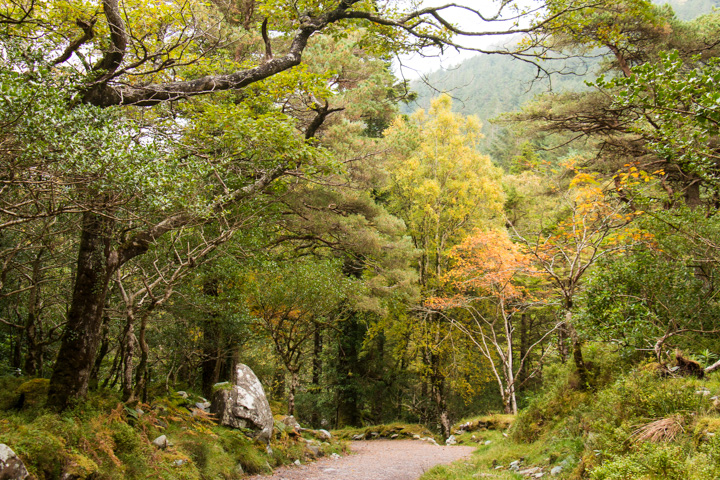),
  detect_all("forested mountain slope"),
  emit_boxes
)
[407,0,720,135]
